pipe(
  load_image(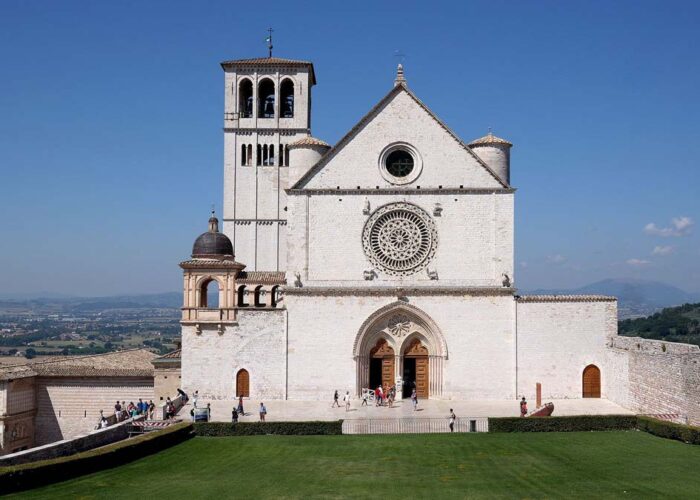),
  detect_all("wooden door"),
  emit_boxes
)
[236,369,250,397]
[371,339,395,390]
[405,338,429,399]
[415,357,429,399]
[582,365,601,398]
[382,357,395,389]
